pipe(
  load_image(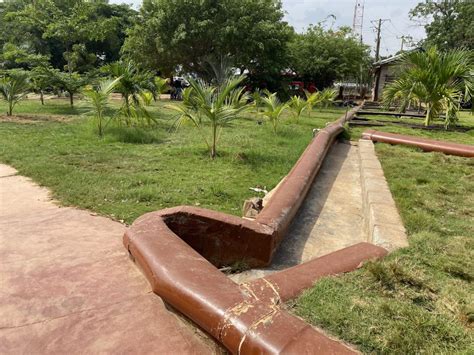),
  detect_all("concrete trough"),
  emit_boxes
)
[124,107,390,354]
